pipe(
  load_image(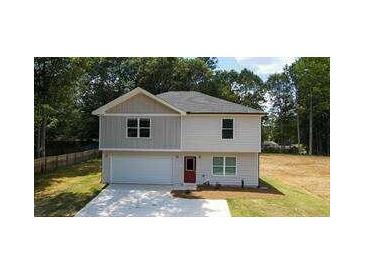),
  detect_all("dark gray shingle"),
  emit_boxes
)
[156,91,265,114]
